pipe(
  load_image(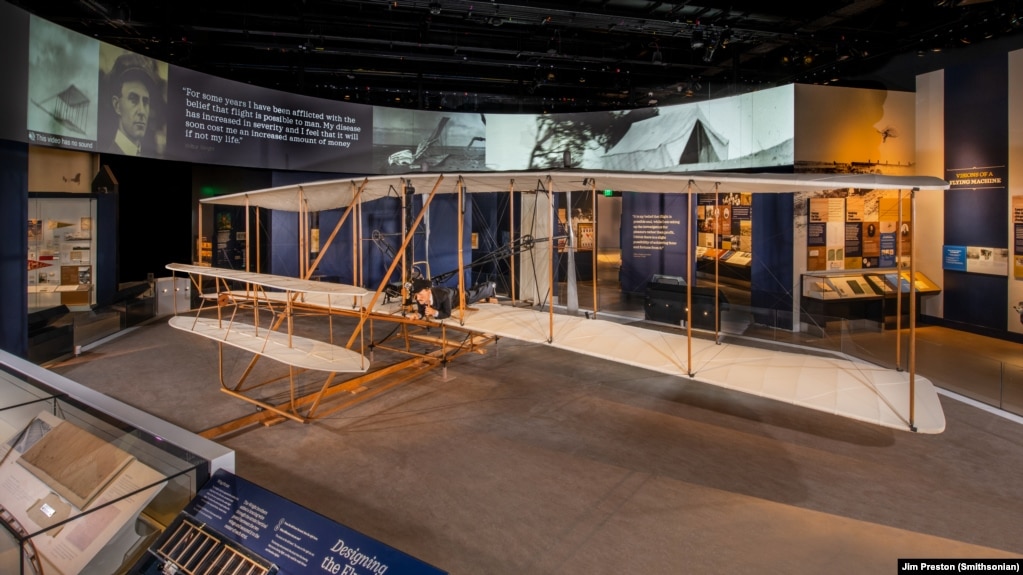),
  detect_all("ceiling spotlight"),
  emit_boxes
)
[429,2,442,15]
